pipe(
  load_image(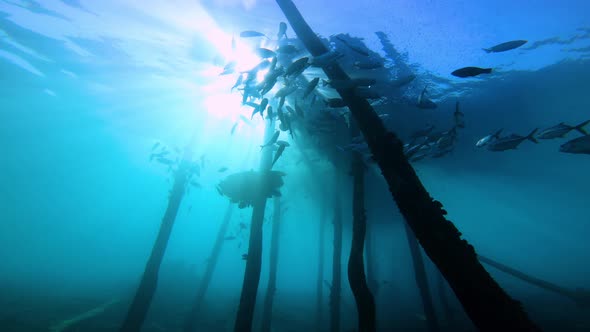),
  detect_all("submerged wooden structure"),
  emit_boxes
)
[113,2,590,332]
